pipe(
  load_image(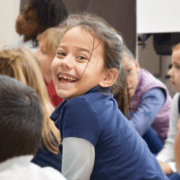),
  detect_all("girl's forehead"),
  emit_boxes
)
[172,49,180,66]
[60,27,101,50]
[173,49,180,60]
[122,58,134,68]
